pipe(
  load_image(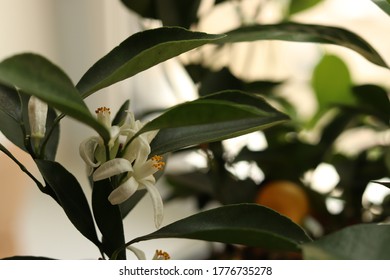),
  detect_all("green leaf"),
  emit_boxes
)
[112,100,130,126]
[288,0,323,15]
[0,53,110,142]
[372,0,390,16]
[0,85,26,151]
[216,22,388,69]
[92,180,126,259]
[302,223,390,259]
[35,160,101,248]
[128,204,312,252]
[352,84,390,125]
[121,0,201,28]
[137,90,289,155]
[312,55,354,113]
[76,27,224,97]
